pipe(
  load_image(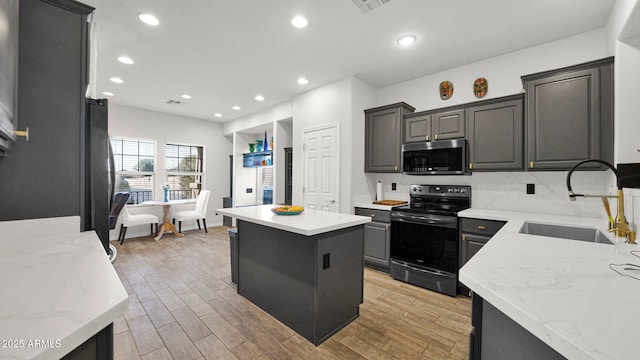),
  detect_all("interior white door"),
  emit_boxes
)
[303,125,339,212]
